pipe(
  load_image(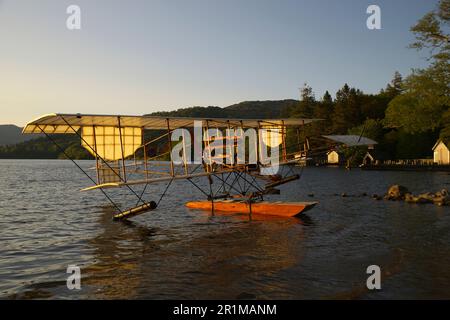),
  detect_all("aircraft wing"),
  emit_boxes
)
[22,113,320,134]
